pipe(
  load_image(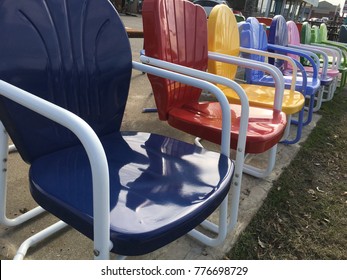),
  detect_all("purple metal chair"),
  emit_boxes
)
[268,16,332,115]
